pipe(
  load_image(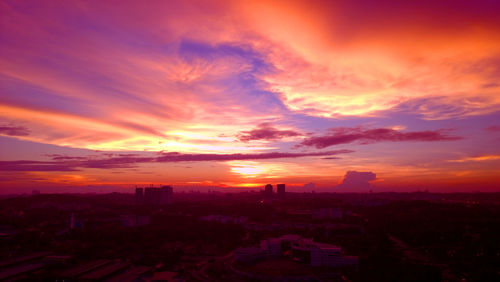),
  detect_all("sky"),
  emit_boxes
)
[1,0,500,193]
